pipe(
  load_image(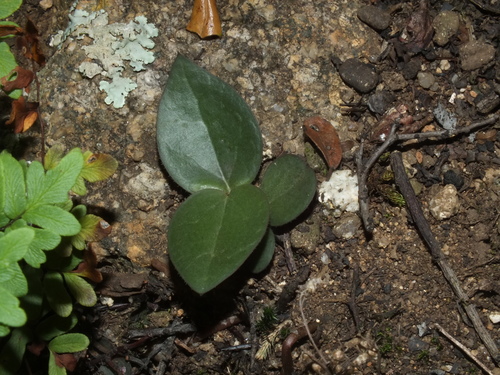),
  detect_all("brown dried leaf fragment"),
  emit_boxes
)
[6,96,39,133]
[16,19,46,66]
[303,116,342,169]
[0,24,24,37]
[399,0,434,53]
[187,0,222,39]
[72,245,103,283]
[0,66,35,92]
